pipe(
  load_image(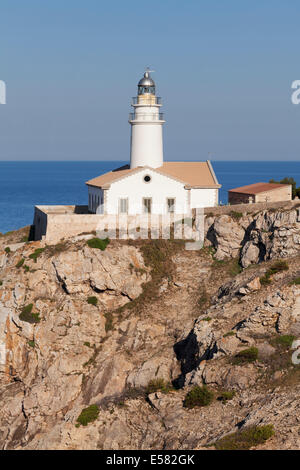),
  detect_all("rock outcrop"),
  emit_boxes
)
[205,207,300,267]
[0,208,299,450]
